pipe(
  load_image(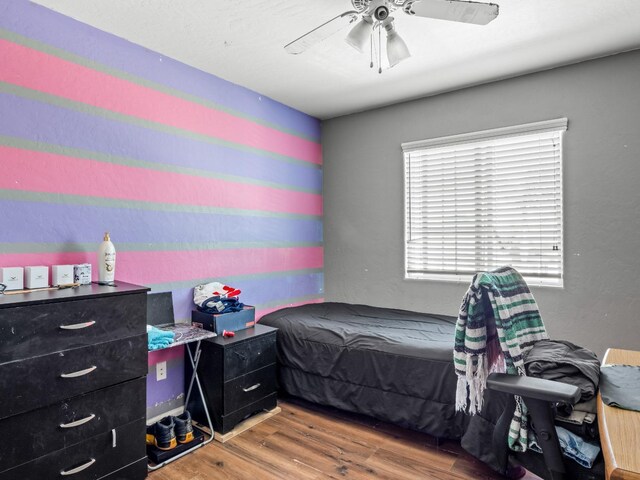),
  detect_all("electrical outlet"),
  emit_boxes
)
[156,361,167,381]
